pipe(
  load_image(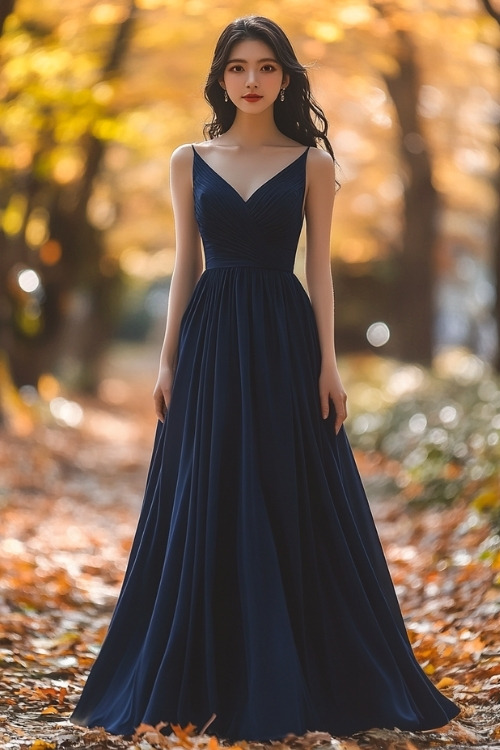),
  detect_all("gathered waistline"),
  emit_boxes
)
[204,264,294,273]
